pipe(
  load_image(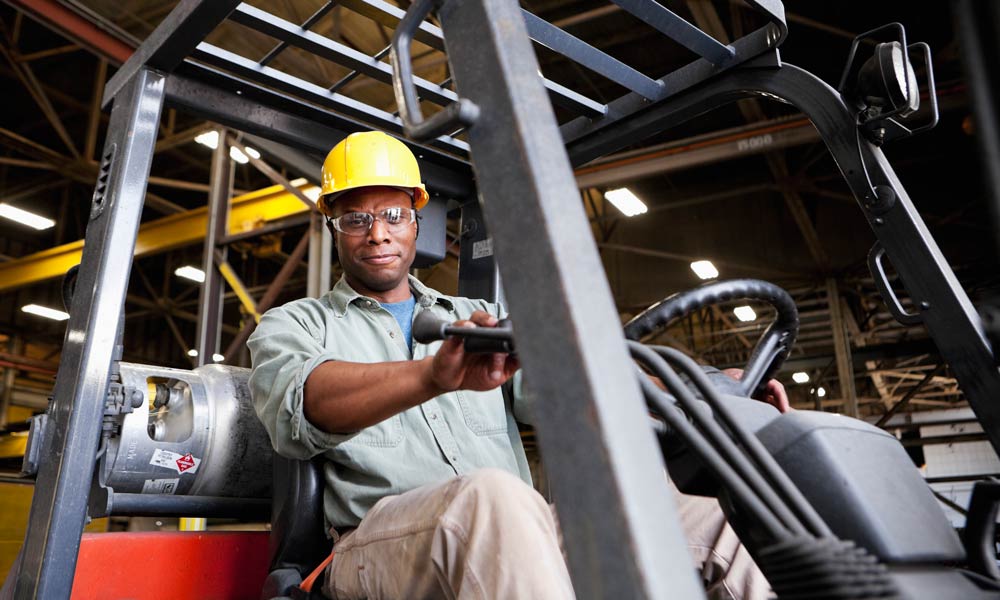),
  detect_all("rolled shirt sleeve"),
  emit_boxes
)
[247,305,357,459]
